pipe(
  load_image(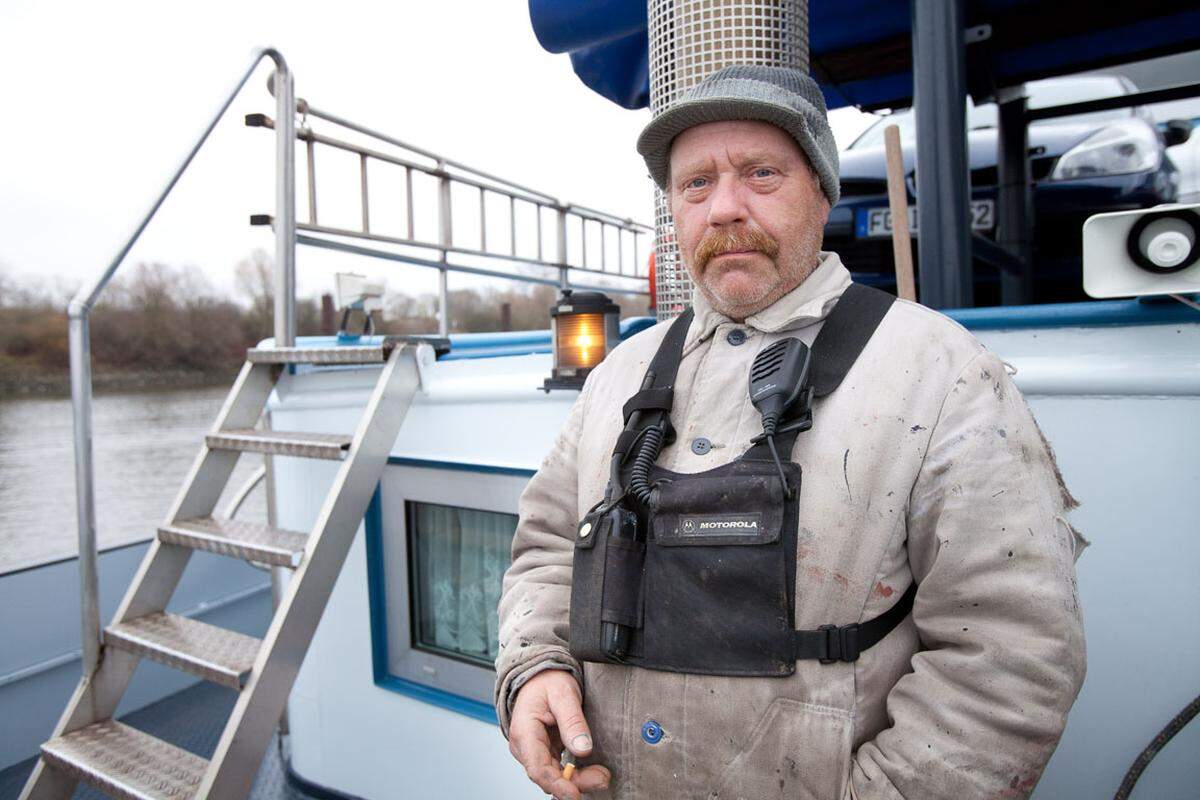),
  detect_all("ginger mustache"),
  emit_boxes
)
[694,225,780,273]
